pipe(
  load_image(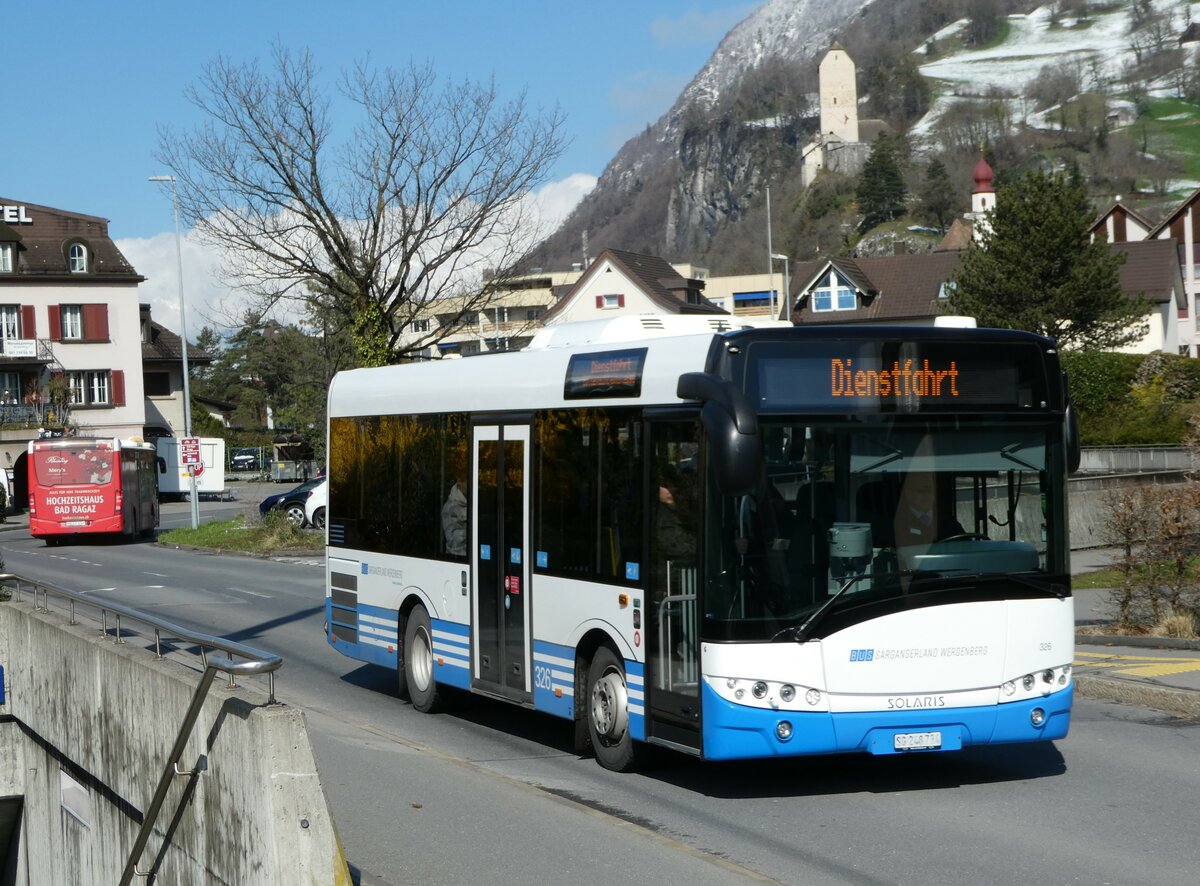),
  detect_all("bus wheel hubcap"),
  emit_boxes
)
[591,668,628,742]
[412,626,433,691]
